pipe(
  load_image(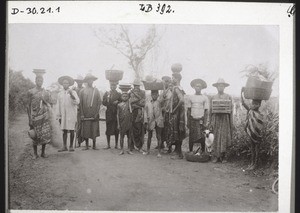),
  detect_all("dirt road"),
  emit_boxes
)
[8,114,277,211]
